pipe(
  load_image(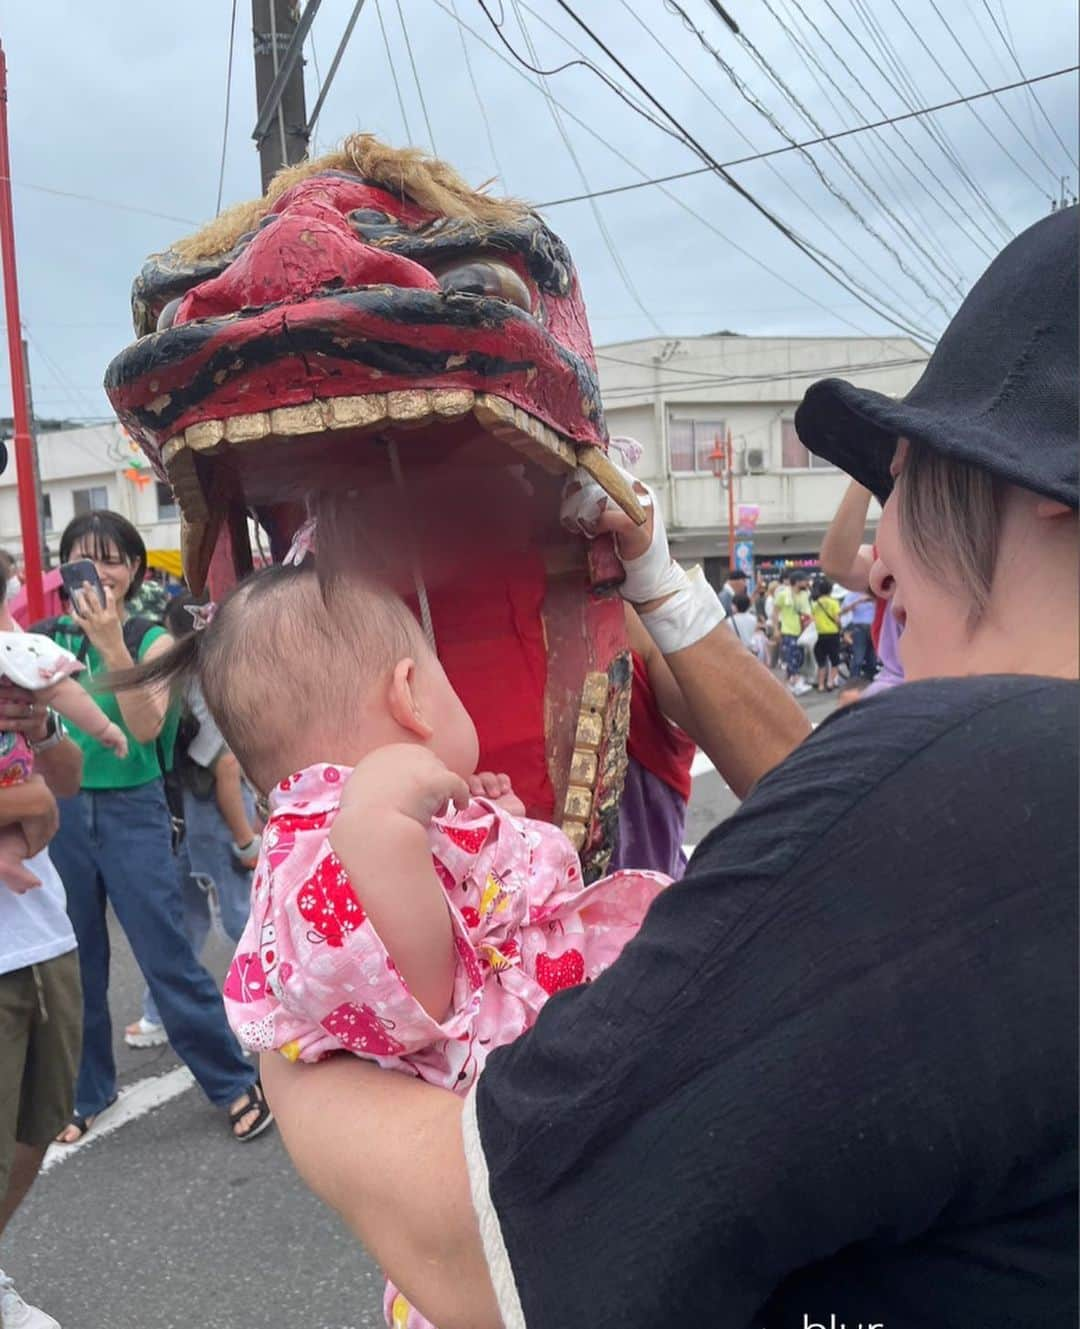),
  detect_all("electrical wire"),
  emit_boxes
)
[267,0,290,170]
[877,0,1046,197]
[509,0,662,334]
[618,0,963,310]
[475,0,938,343]
[215,0,239,214]
[8,180,198,226]
[979,0,1077,170]
[761,0,967,292]
[710,5,955,313]
[923,0,1060,184]
[452,0,508,185]
[598,353,929,400]
[373,0,413,141]
[306,0,366,138]
[532,66,1076,210]
[437,0,932,344]
[790,0,1011,248]
[394,0,438,152]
